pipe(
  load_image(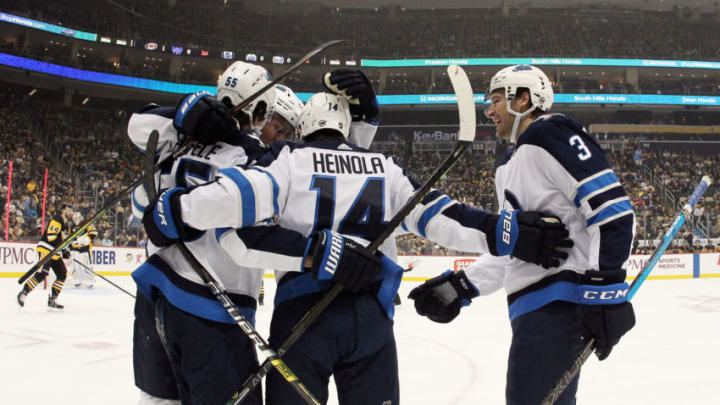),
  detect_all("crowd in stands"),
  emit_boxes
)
[0,86,145,248]
[0,83,718,256]
[381,136,720,256]
[5,2,720,61]
[4,3,720,93]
